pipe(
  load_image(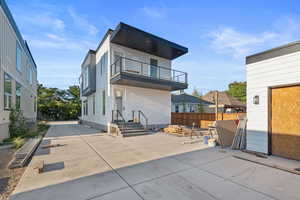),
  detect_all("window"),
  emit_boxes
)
[100,52,108,75]
[4,73,12,110]
[175,105,179,113]
[93,95,95,115]
[16,43,22,72]
[16,82,21,110]
[150,58,158,78]
[82,101,86,115]
[29,65,33,84]
[82,67,89,89]
[102,90,105,115]
[83,100,88,115]
[34,96,37,112]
